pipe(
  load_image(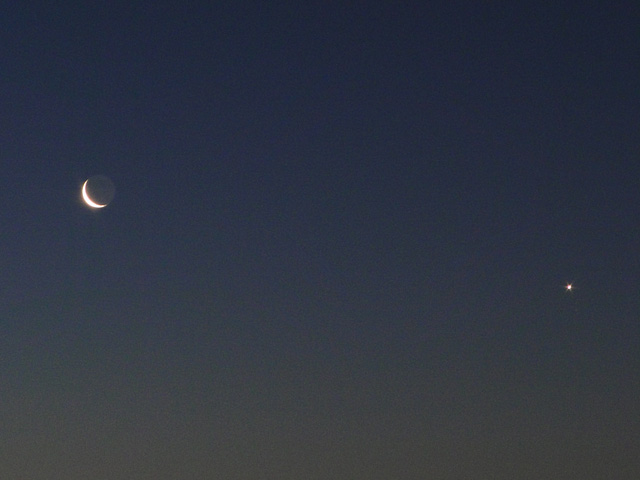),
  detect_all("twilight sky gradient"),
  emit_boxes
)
[1,2,639,478]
